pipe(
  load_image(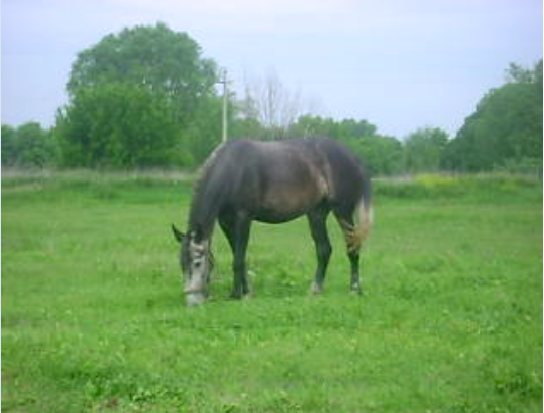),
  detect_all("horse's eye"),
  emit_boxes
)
[194,261,201,269]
